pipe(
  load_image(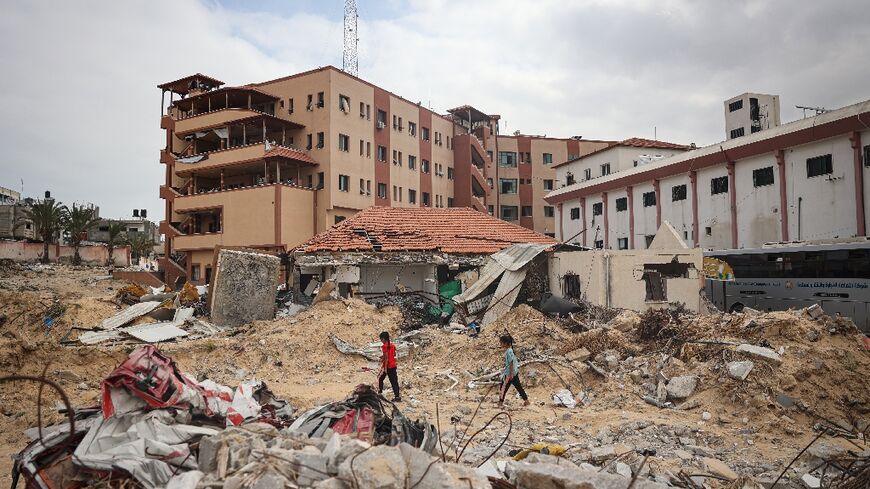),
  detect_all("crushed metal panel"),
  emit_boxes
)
[482,267,528,325]
[452,259,504,304]
[97,301,162,330]
[122,322,190,343]
[490,243,550,271]
[79,329,123,345]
